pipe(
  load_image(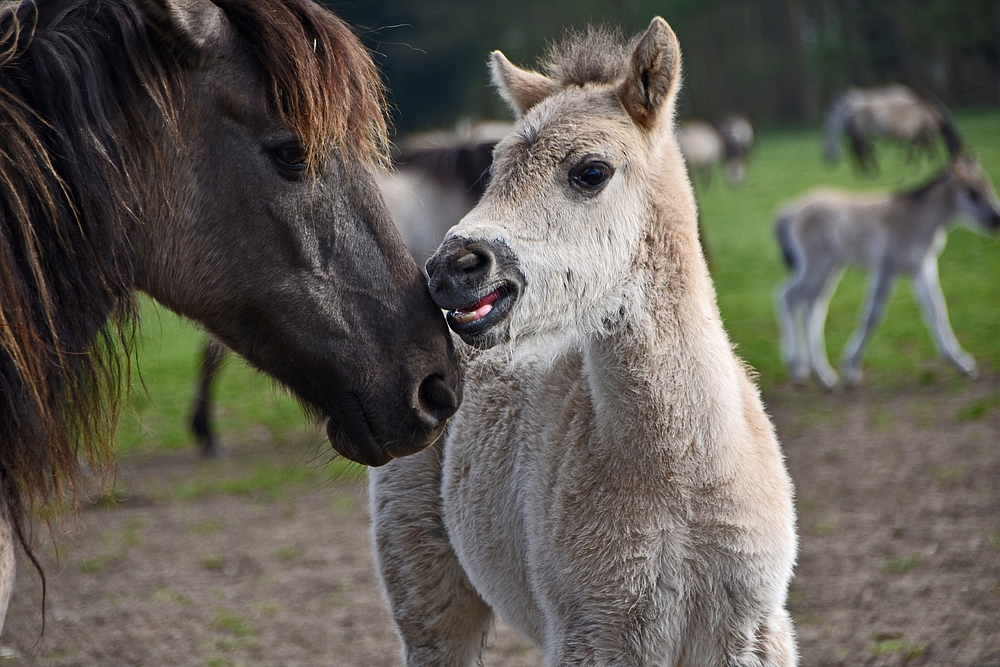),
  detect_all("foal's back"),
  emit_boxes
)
[778,188,902,267]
